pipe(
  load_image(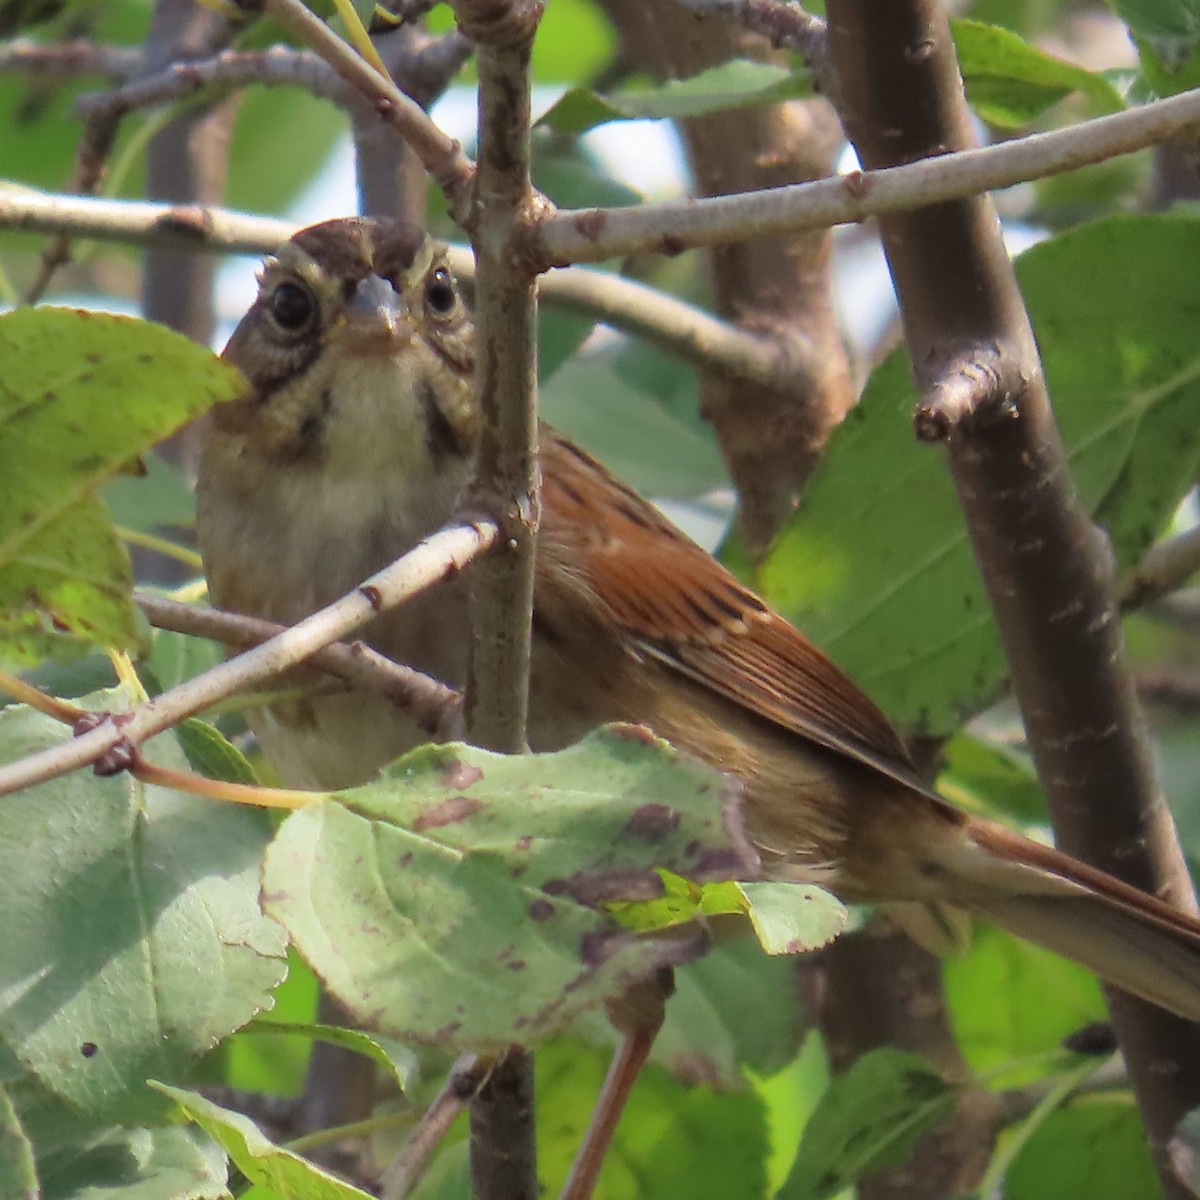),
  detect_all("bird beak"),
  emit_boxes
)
[339,273,413,349]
